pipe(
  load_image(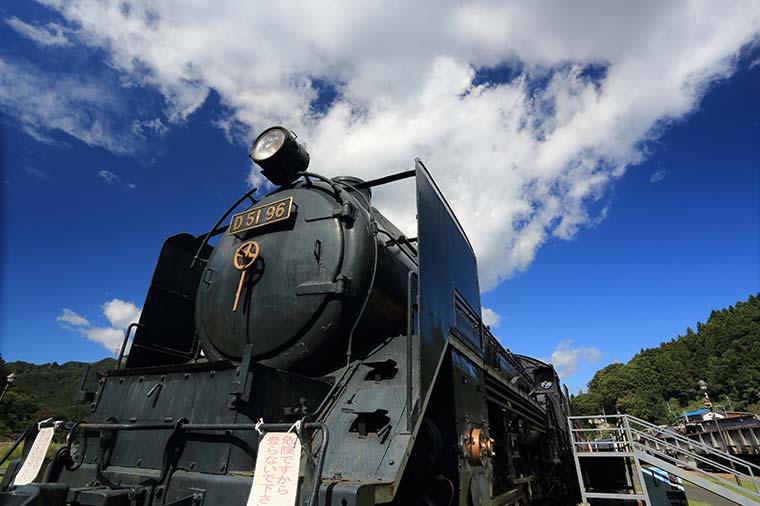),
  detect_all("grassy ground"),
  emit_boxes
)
[0,441,64,472]
[713,472,760,496]
[0,442,24,471]
[682,473,760,505]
